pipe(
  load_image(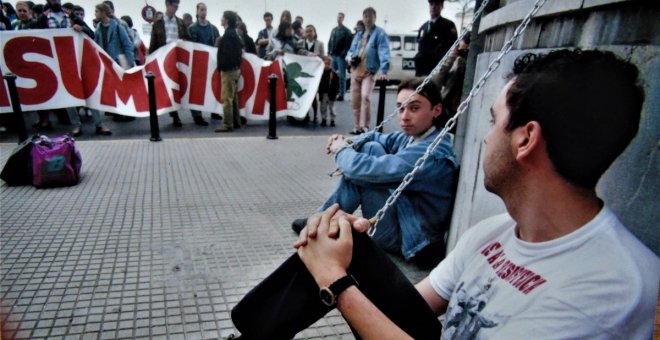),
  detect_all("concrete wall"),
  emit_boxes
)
[448,0,659,255]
